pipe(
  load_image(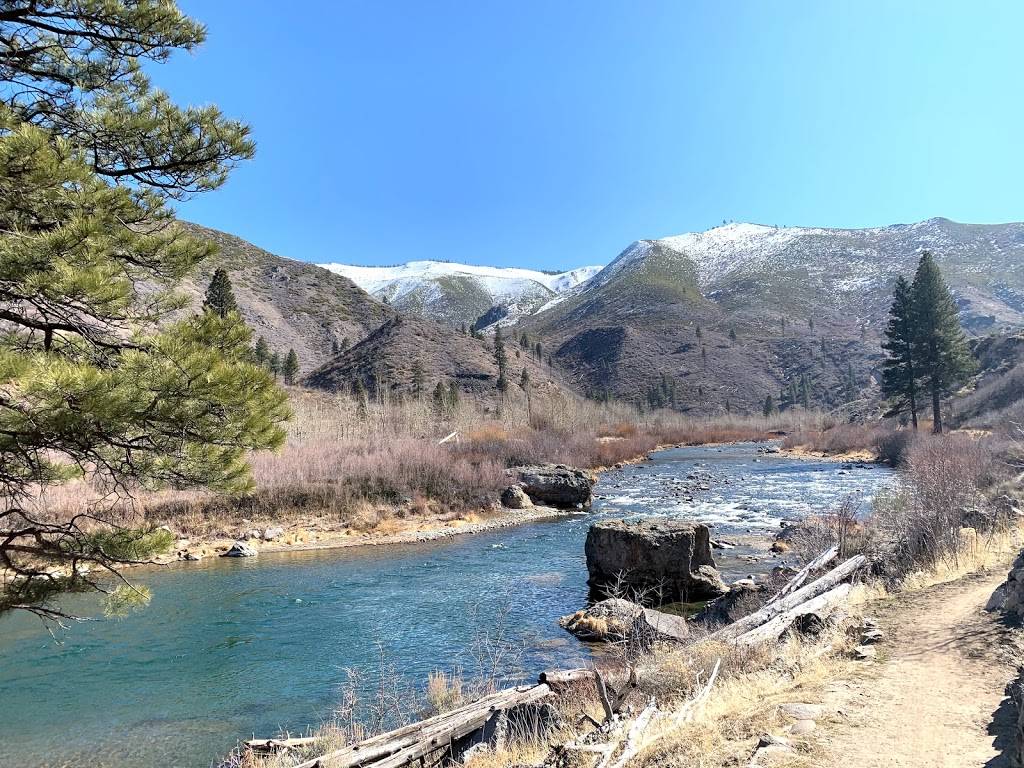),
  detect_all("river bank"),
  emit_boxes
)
[0,443,894,768]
